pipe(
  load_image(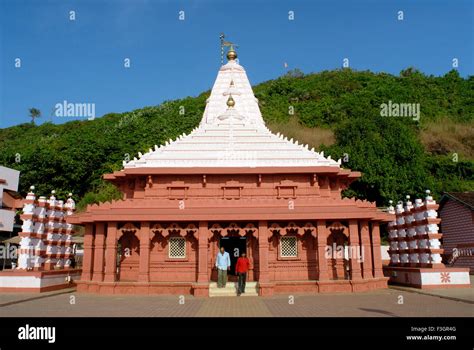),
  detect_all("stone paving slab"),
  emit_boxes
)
[262,289,473,317]
[389,285,474,304]
[0,288,472,317]
[195,296,273,317]
[387,276,474,304]
[0,288,76,307]
[0,293,203,317]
